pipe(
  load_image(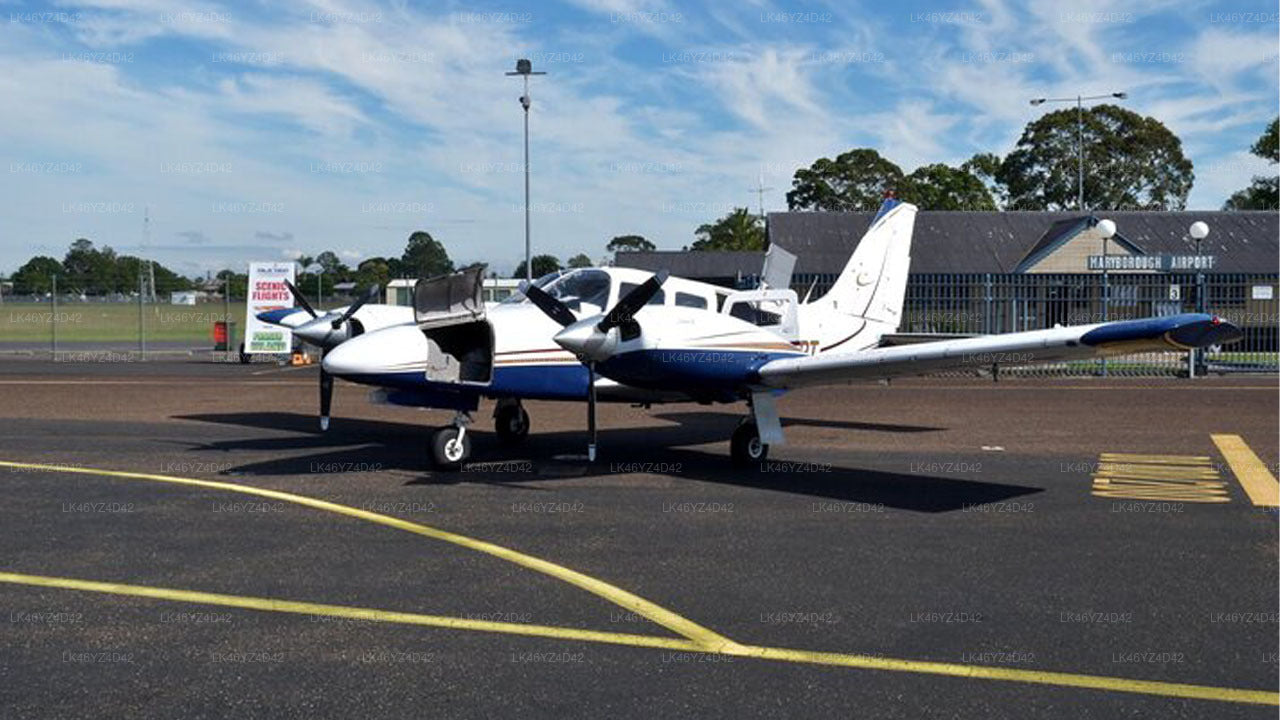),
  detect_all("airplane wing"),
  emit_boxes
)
[754,313,1242,389]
